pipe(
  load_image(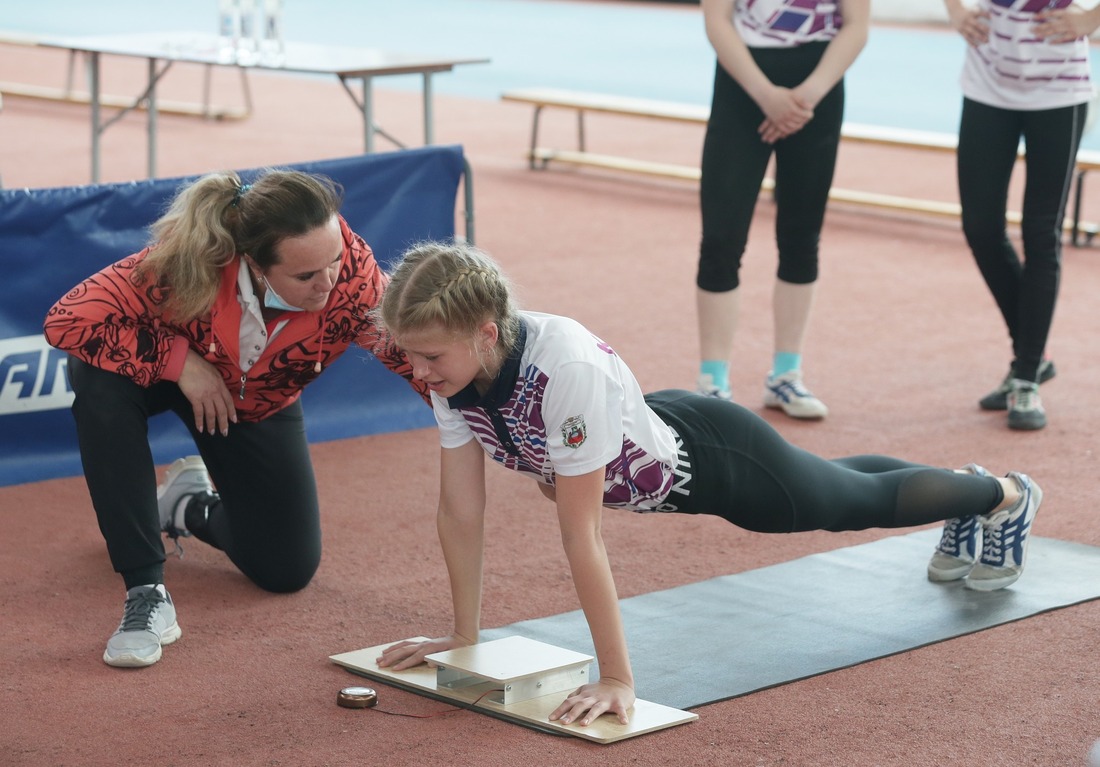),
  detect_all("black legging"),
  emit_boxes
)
[67,357,321,592]
[956,97,1086,383]
[645,390,1003,532]
[697,42,844,292]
